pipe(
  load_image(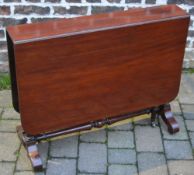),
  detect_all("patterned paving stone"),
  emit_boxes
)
[182,104,194,119]
[189,131,194,148]
[50,136,78,158]
[0,162,15,175]
[135,126,163,152]
[108,164,137,175]
[160,115,188,140]
[80,129,106,143]
[185,120,194,131]
[170,101,182,115]
[16,146,33,171]
[108,131,134,148]
[109,122,133,131]
[168,160,194,175]
[0,119,20,132]
[0,132,20,161]
[0,90,12,108]
[2,107,20,120]
[78,143,107,173]
[46,158,76,175]
[164,140,193,160]
[38,142,49,168]
[138,152,168,175]
[108,148,136,164]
